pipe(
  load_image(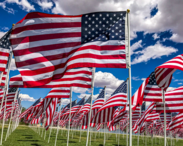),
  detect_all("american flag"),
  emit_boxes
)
[45,87,70,98]
[143,72,162,102]
[155,54,183,90]
[9,68,92,88]
[0,69,7,87]
[131,78,149,110]
[10,11,127,87]
[5,88,18,104]
[91,80,127,127]
[169,112,183,131]
[0,29,11,72]
[133,102,155,132]
[45,98,58,130]
[156,86,183,113]
[84,87,105,129]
